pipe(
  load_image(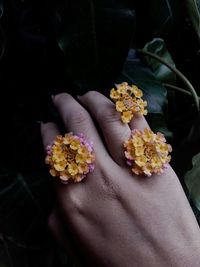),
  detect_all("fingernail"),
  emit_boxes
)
[51,95,55,101]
